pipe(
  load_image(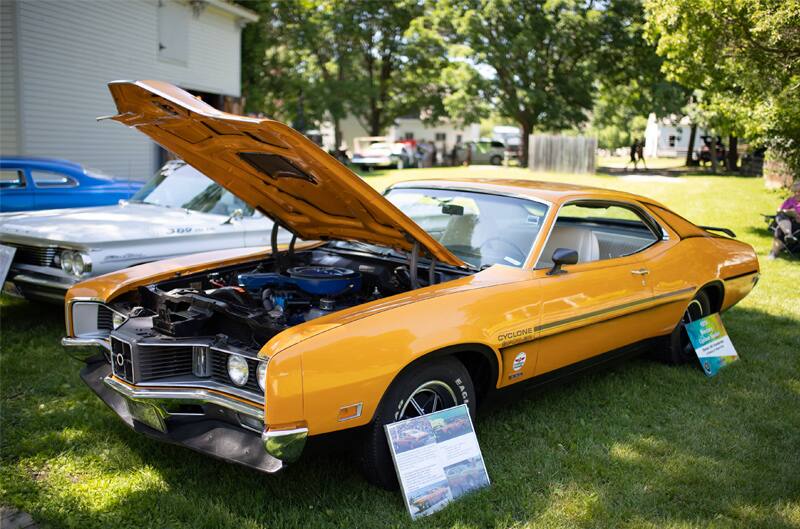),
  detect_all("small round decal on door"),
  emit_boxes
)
[512,352,527,371]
